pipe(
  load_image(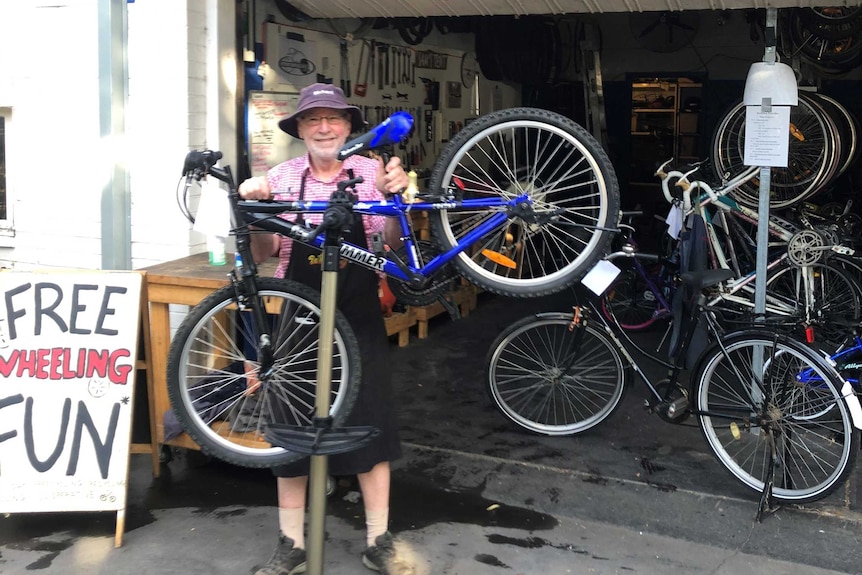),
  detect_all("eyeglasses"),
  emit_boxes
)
[300,114,349,127]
